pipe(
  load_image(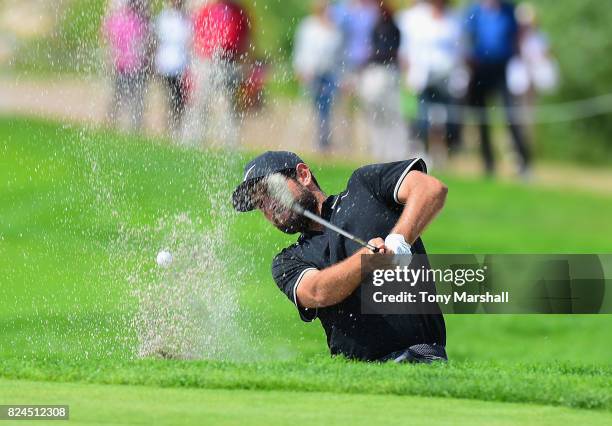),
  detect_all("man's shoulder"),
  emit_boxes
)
[349,163,381,182]
[271,235,325,287]
[271,243,299,286]
[272,242,301,266]
[271,236,312,267]
[350,159,426,181]
[347,163,390,192]
[272,232,327,270]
